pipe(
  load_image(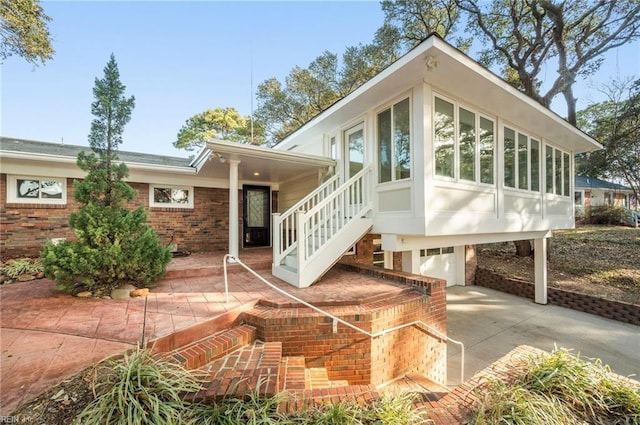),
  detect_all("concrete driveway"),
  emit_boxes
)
[446,286,640,386]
